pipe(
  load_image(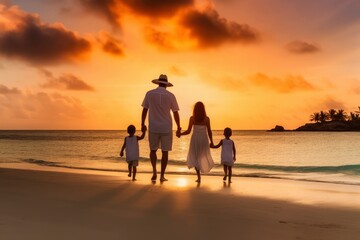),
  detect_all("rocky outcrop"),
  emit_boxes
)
[269,125,285,131]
